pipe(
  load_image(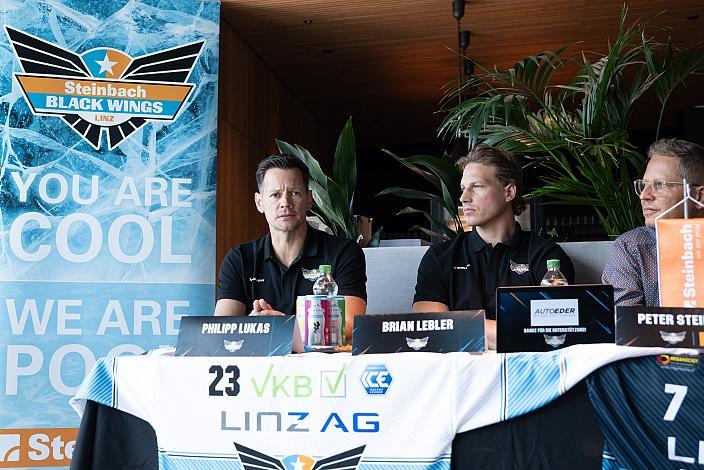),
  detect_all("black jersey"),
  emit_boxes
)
[587,353,703,469]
